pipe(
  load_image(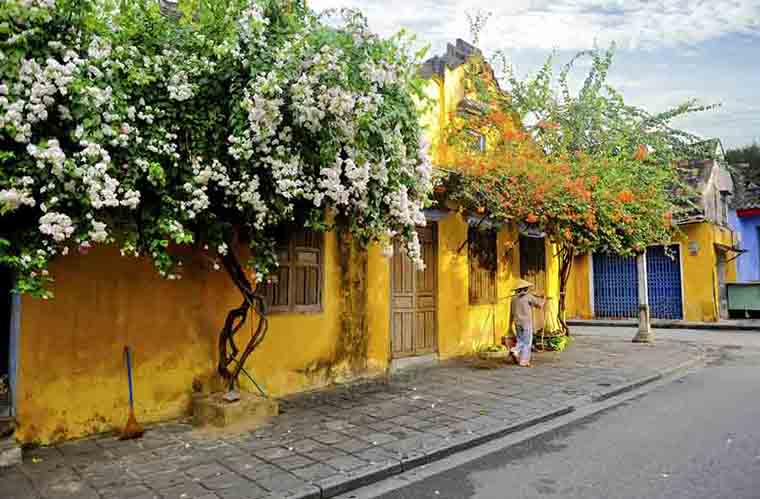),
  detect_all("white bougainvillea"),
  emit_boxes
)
[0,0,432,297]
